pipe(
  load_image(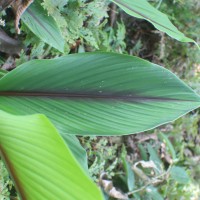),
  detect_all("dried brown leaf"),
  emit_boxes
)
[100,175,128,200]
[109,187,128,200]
